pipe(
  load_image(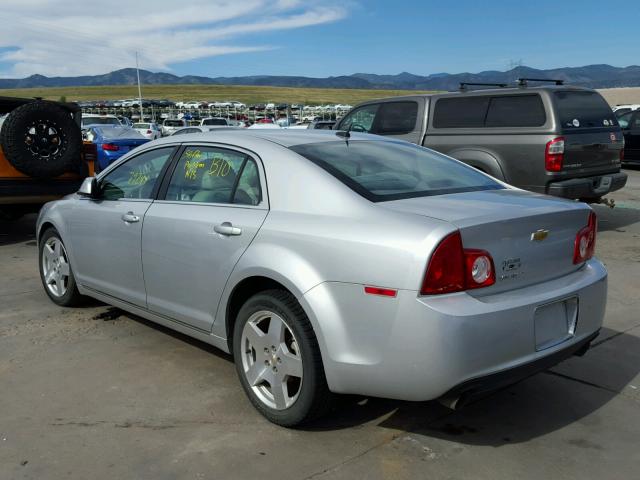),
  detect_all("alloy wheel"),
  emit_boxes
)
[41,236,70,298]
[240,310,303,410]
